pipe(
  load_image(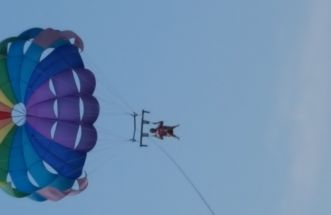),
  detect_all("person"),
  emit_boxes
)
[149,121,180,140]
